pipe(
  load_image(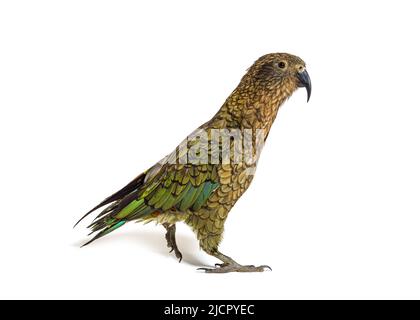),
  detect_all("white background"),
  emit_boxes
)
[1,0,419,299]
